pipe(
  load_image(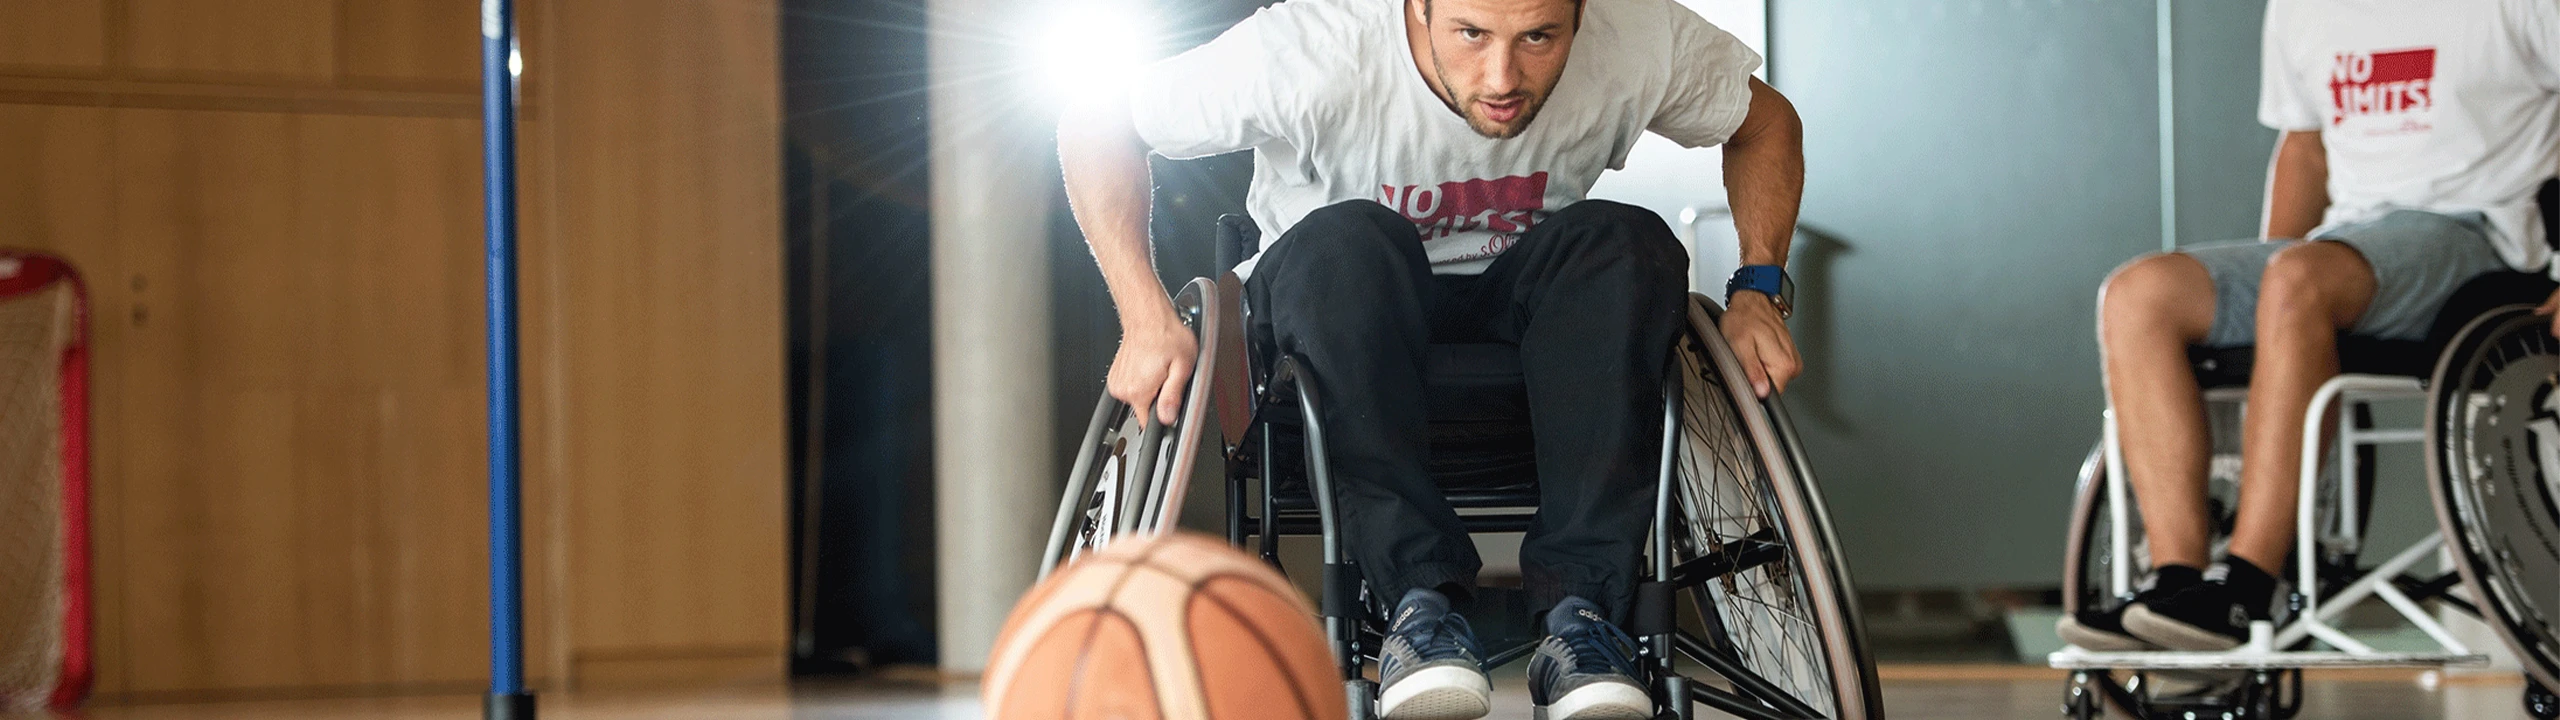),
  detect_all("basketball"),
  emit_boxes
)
[983,532,1346,720]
